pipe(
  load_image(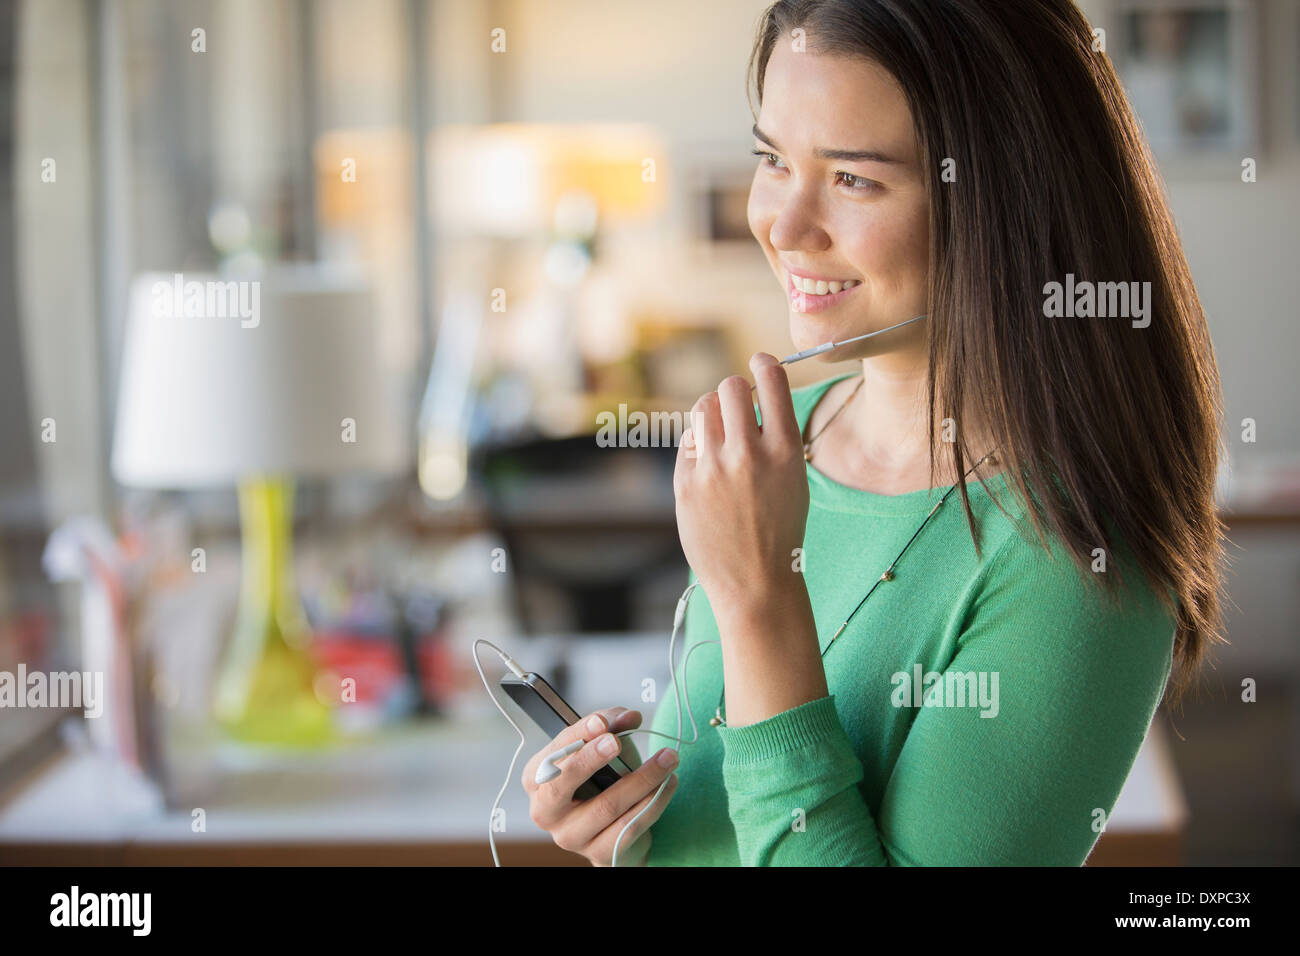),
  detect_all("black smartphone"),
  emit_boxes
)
[500,672,634,800]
